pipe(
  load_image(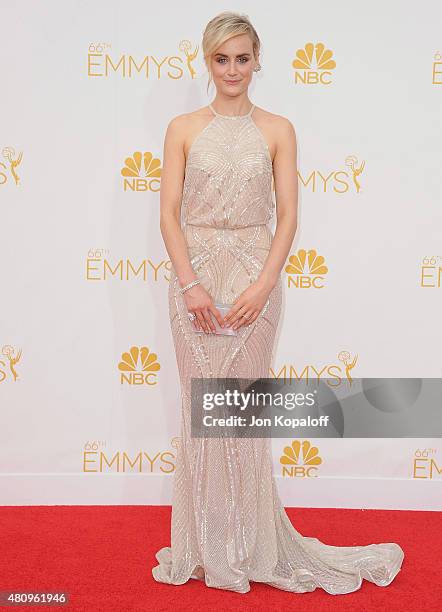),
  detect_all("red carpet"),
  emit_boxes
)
[0,505,440,611]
